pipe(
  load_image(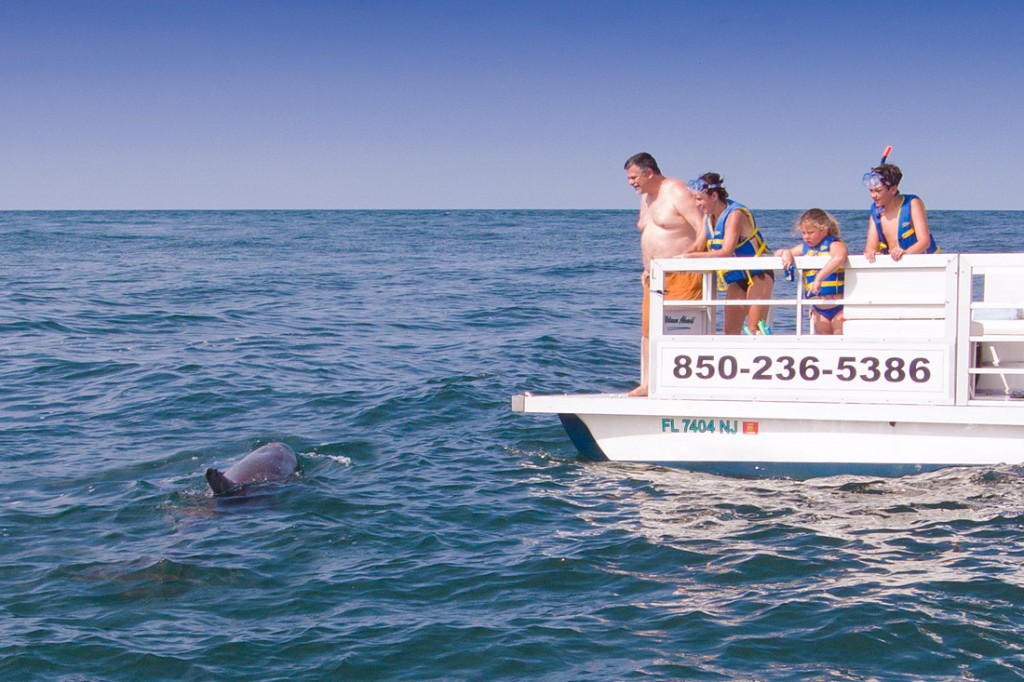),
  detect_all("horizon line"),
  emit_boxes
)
[2,206,1019,212]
